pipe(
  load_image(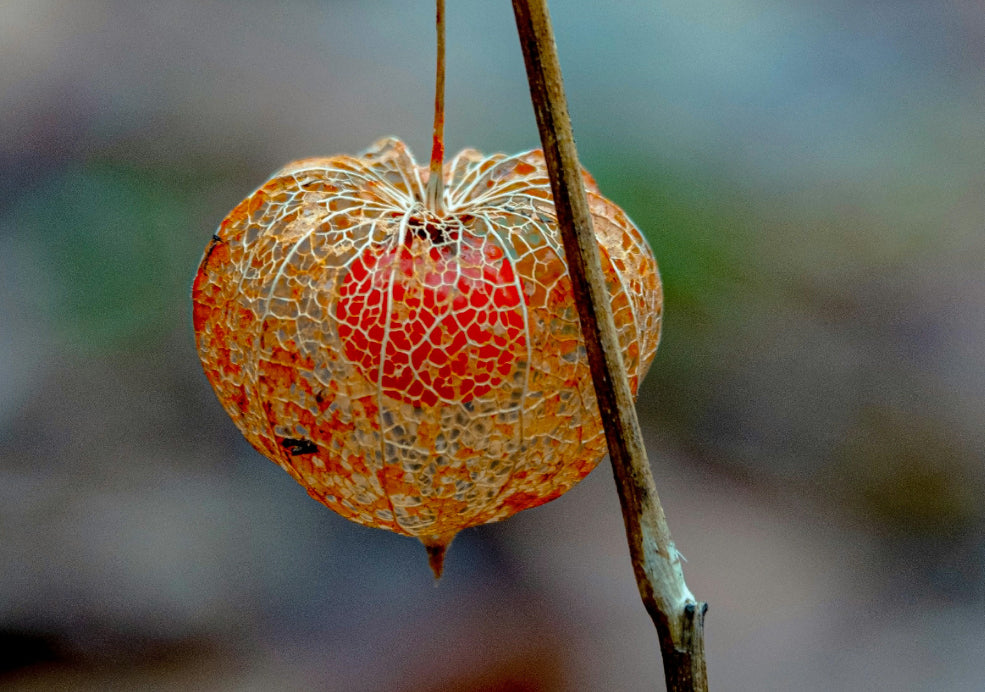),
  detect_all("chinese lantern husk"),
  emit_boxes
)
[192,138,662,549]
